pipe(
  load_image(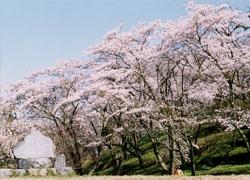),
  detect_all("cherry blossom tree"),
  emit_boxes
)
[182,1,250,154]
[1,1,249,176]
[86,1,250,175]
[8,60,98,174]
[0,95,34,167]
